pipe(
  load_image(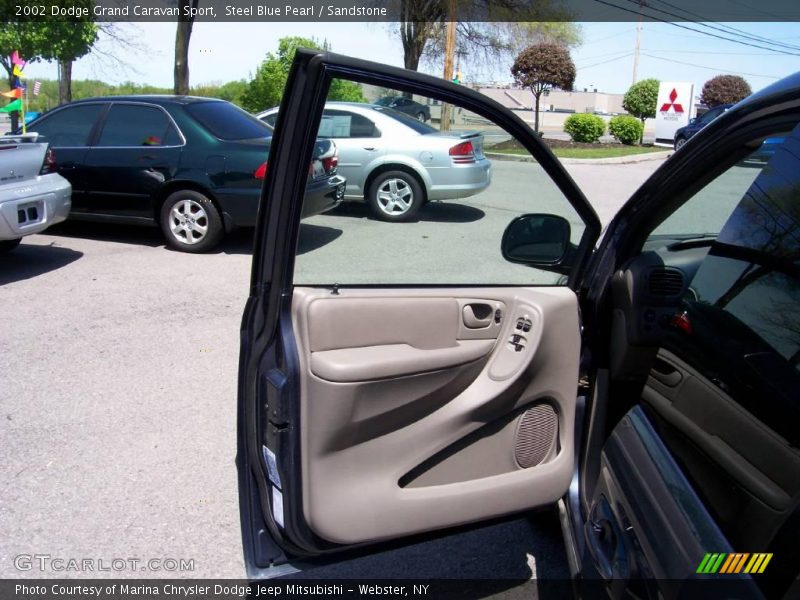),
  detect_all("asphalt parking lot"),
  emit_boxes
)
[0,158,665,586]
